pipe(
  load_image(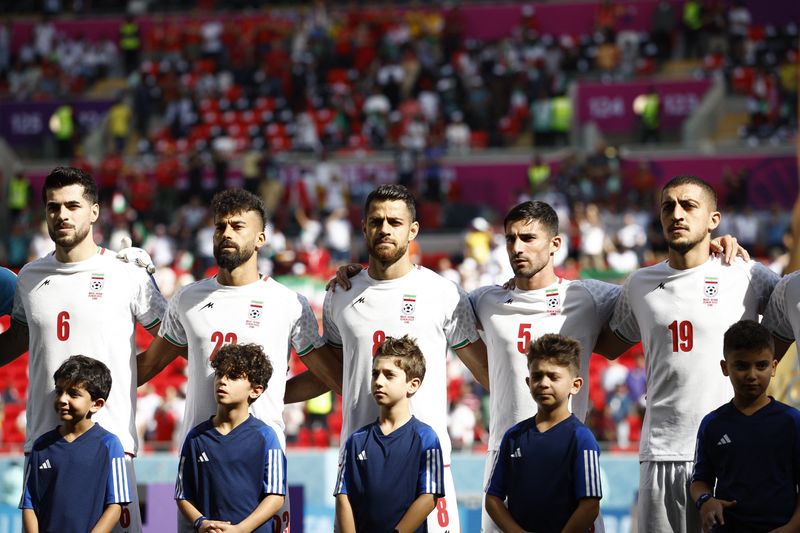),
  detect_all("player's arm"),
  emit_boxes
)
[219,494,284,532]
[326,264,365,292]
[561,497,600,533]
[335,494,357,533]
[773,335,793,363]
[485,495,526,533]
[22,509,38,533]
[293,344,343,396]
[455,339,490,391]
[176,499,229,533]
[285,371,332,404]
[0,319,29,367]
[710,234,750,264]
[593,325,634,361]
[690,480,736,531]
[90,503,122,533]
[770,494,800,533]
[394,494,436,533]
[137,335,187,386]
